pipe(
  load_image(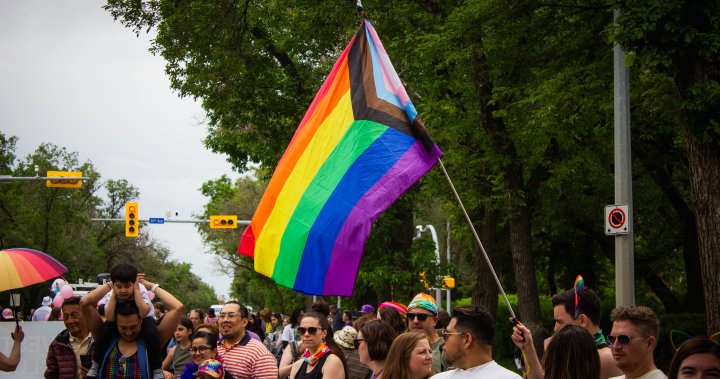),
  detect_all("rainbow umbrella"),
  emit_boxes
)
[0,248,68,292]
